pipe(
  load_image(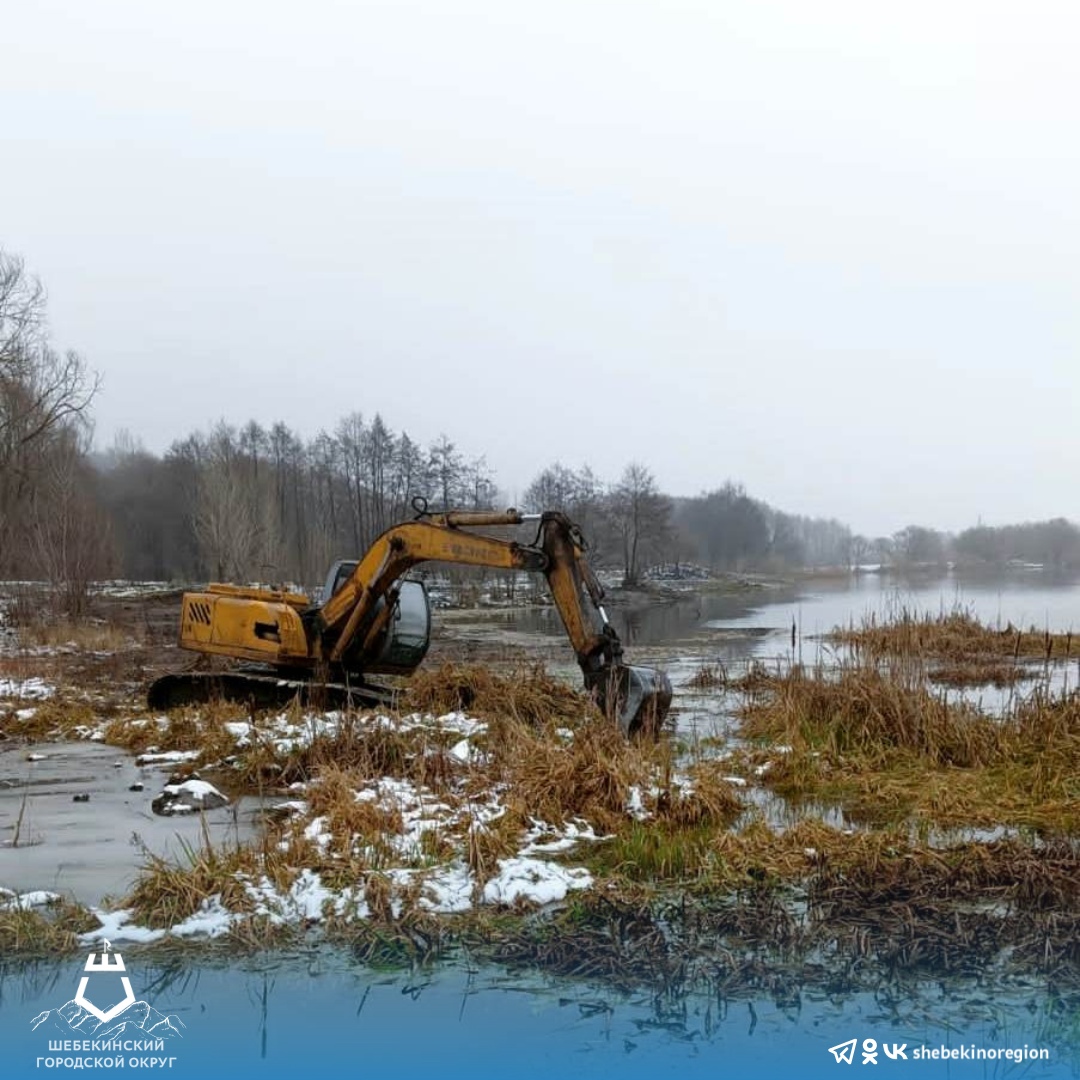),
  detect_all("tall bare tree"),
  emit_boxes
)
[608,462,671,586]
[0,249,100,579]
[192,423,264,581]
[428,434,463,511]
[389,432,425,520]
[30,423,115,612]
[336,411,367,550]
[364,413,395,536]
